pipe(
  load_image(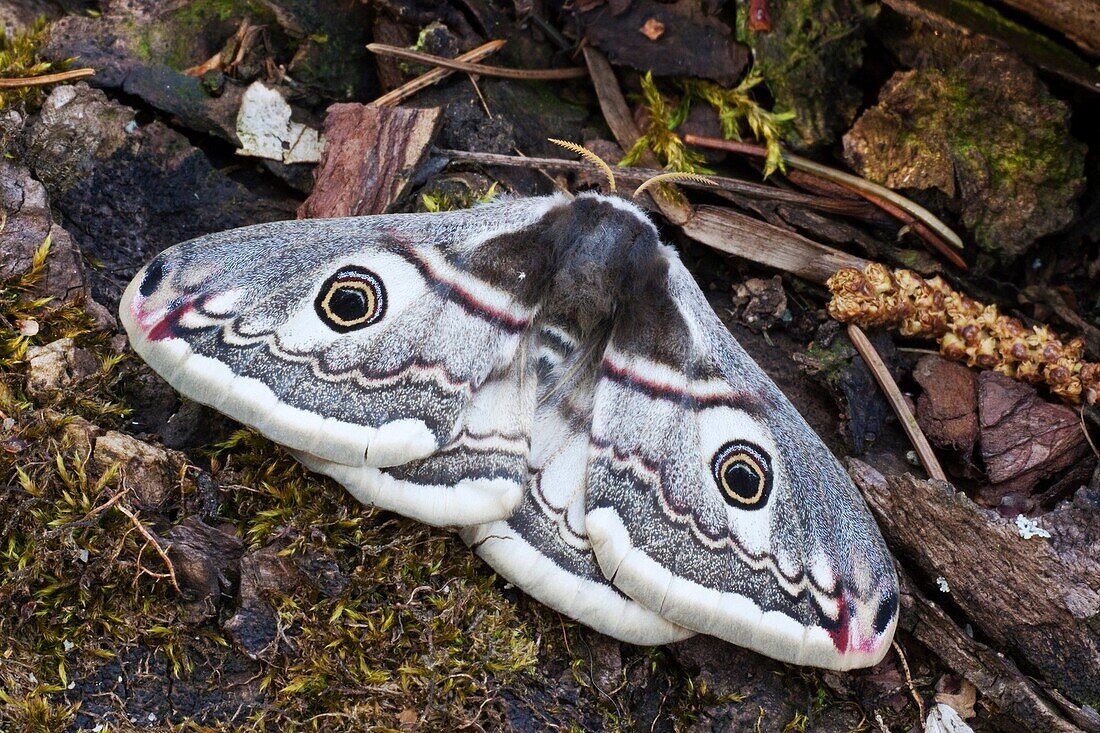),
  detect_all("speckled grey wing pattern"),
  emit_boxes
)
[583,252,900,670]
[461,320,692,644]
[119,197,566,526]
